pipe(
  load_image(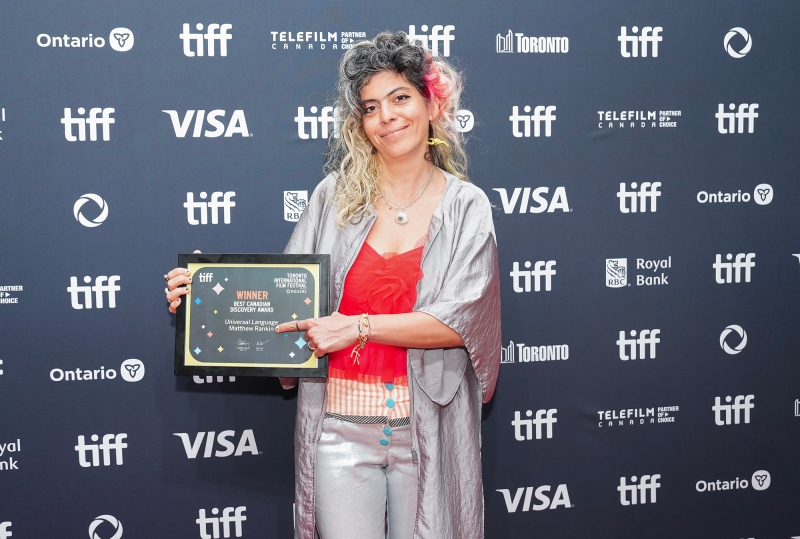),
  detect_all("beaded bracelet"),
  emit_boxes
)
[350,313,370,365]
